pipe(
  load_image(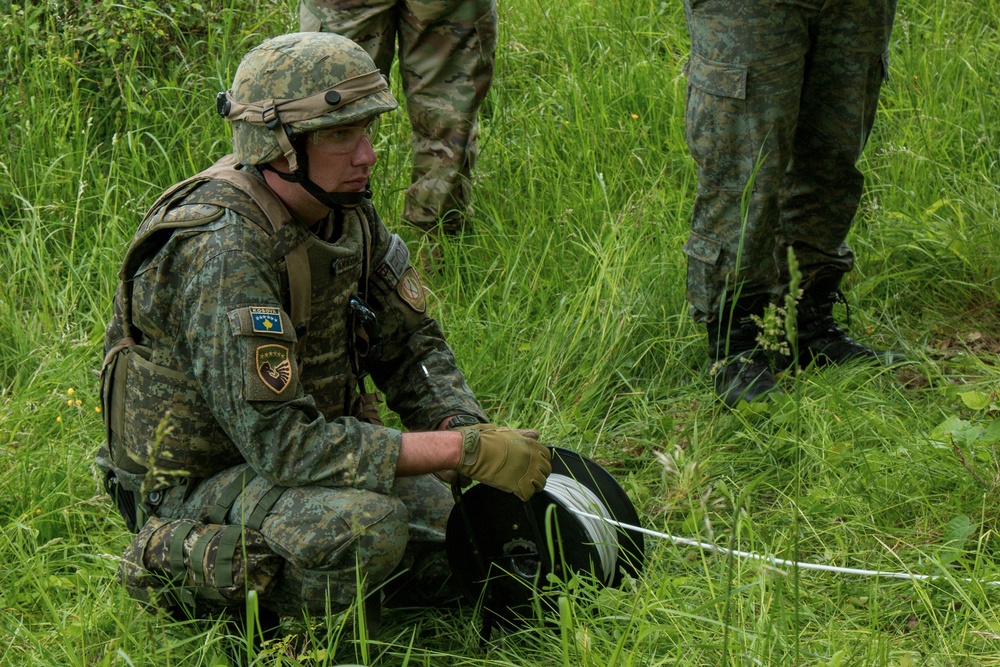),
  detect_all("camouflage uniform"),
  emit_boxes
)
[98,161,487,615]
[681,0,897,321]
[300,0,497,231]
